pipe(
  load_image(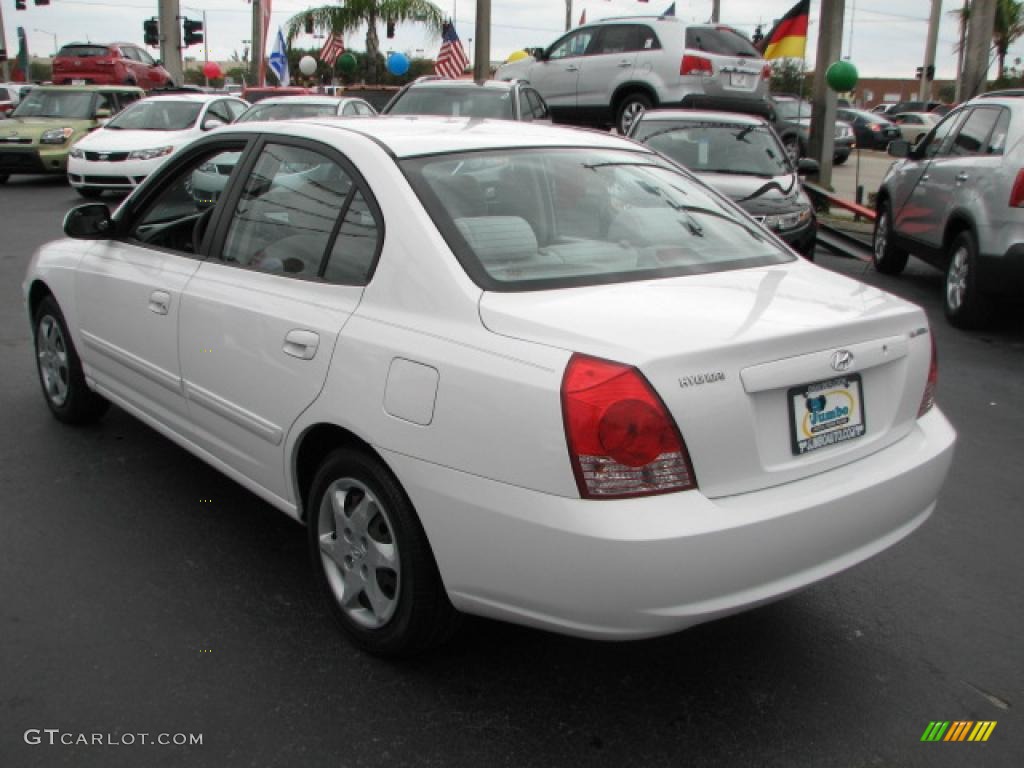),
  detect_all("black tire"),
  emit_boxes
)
[872,200,909,275]
[616,92,653,135]
[0,173,8,184]
[782,134,803,164]
[833,153,849,166]
[944,230,991,329]
[308,448,459,656]
[32,295,109,425]
[75,187,104,199]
